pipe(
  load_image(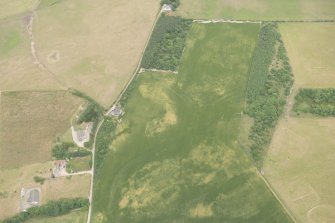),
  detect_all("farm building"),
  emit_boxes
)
[108,104,124,117]
[161,4,172,12]
[53,160,67,177]
[20,187,41,211]
[71,122,94,147]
